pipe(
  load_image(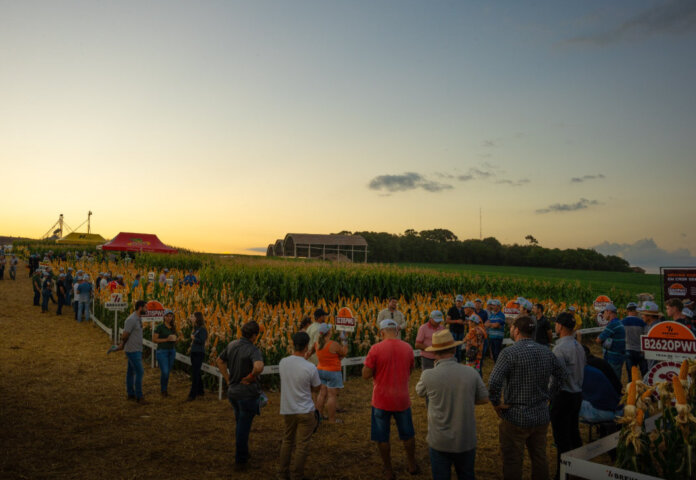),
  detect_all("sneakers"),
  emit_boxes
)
[136,397,149,405]
[127,395,136,401]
